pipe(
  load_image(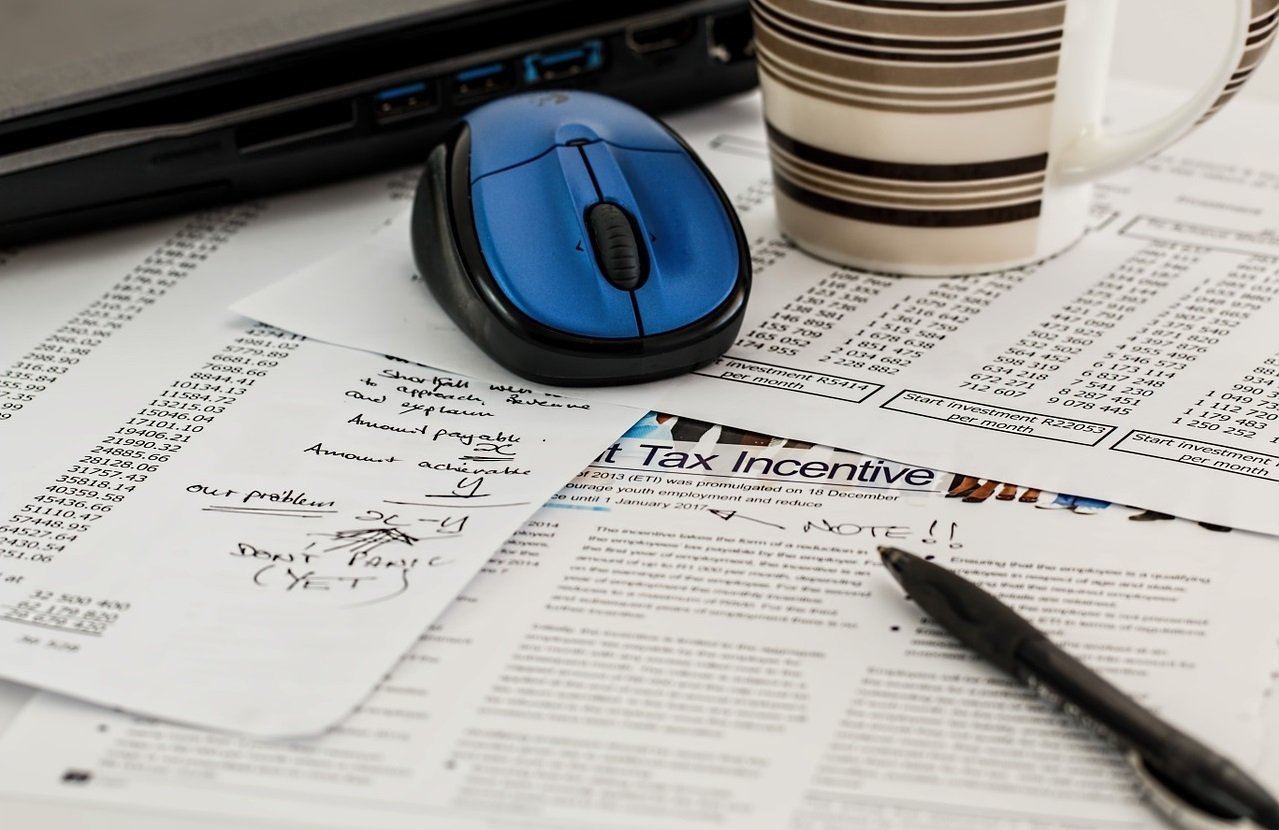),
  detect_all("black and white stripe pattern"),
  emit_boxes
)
[767,123,1048,227]
[755,0,1065,230]
[753,0,1066,115]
